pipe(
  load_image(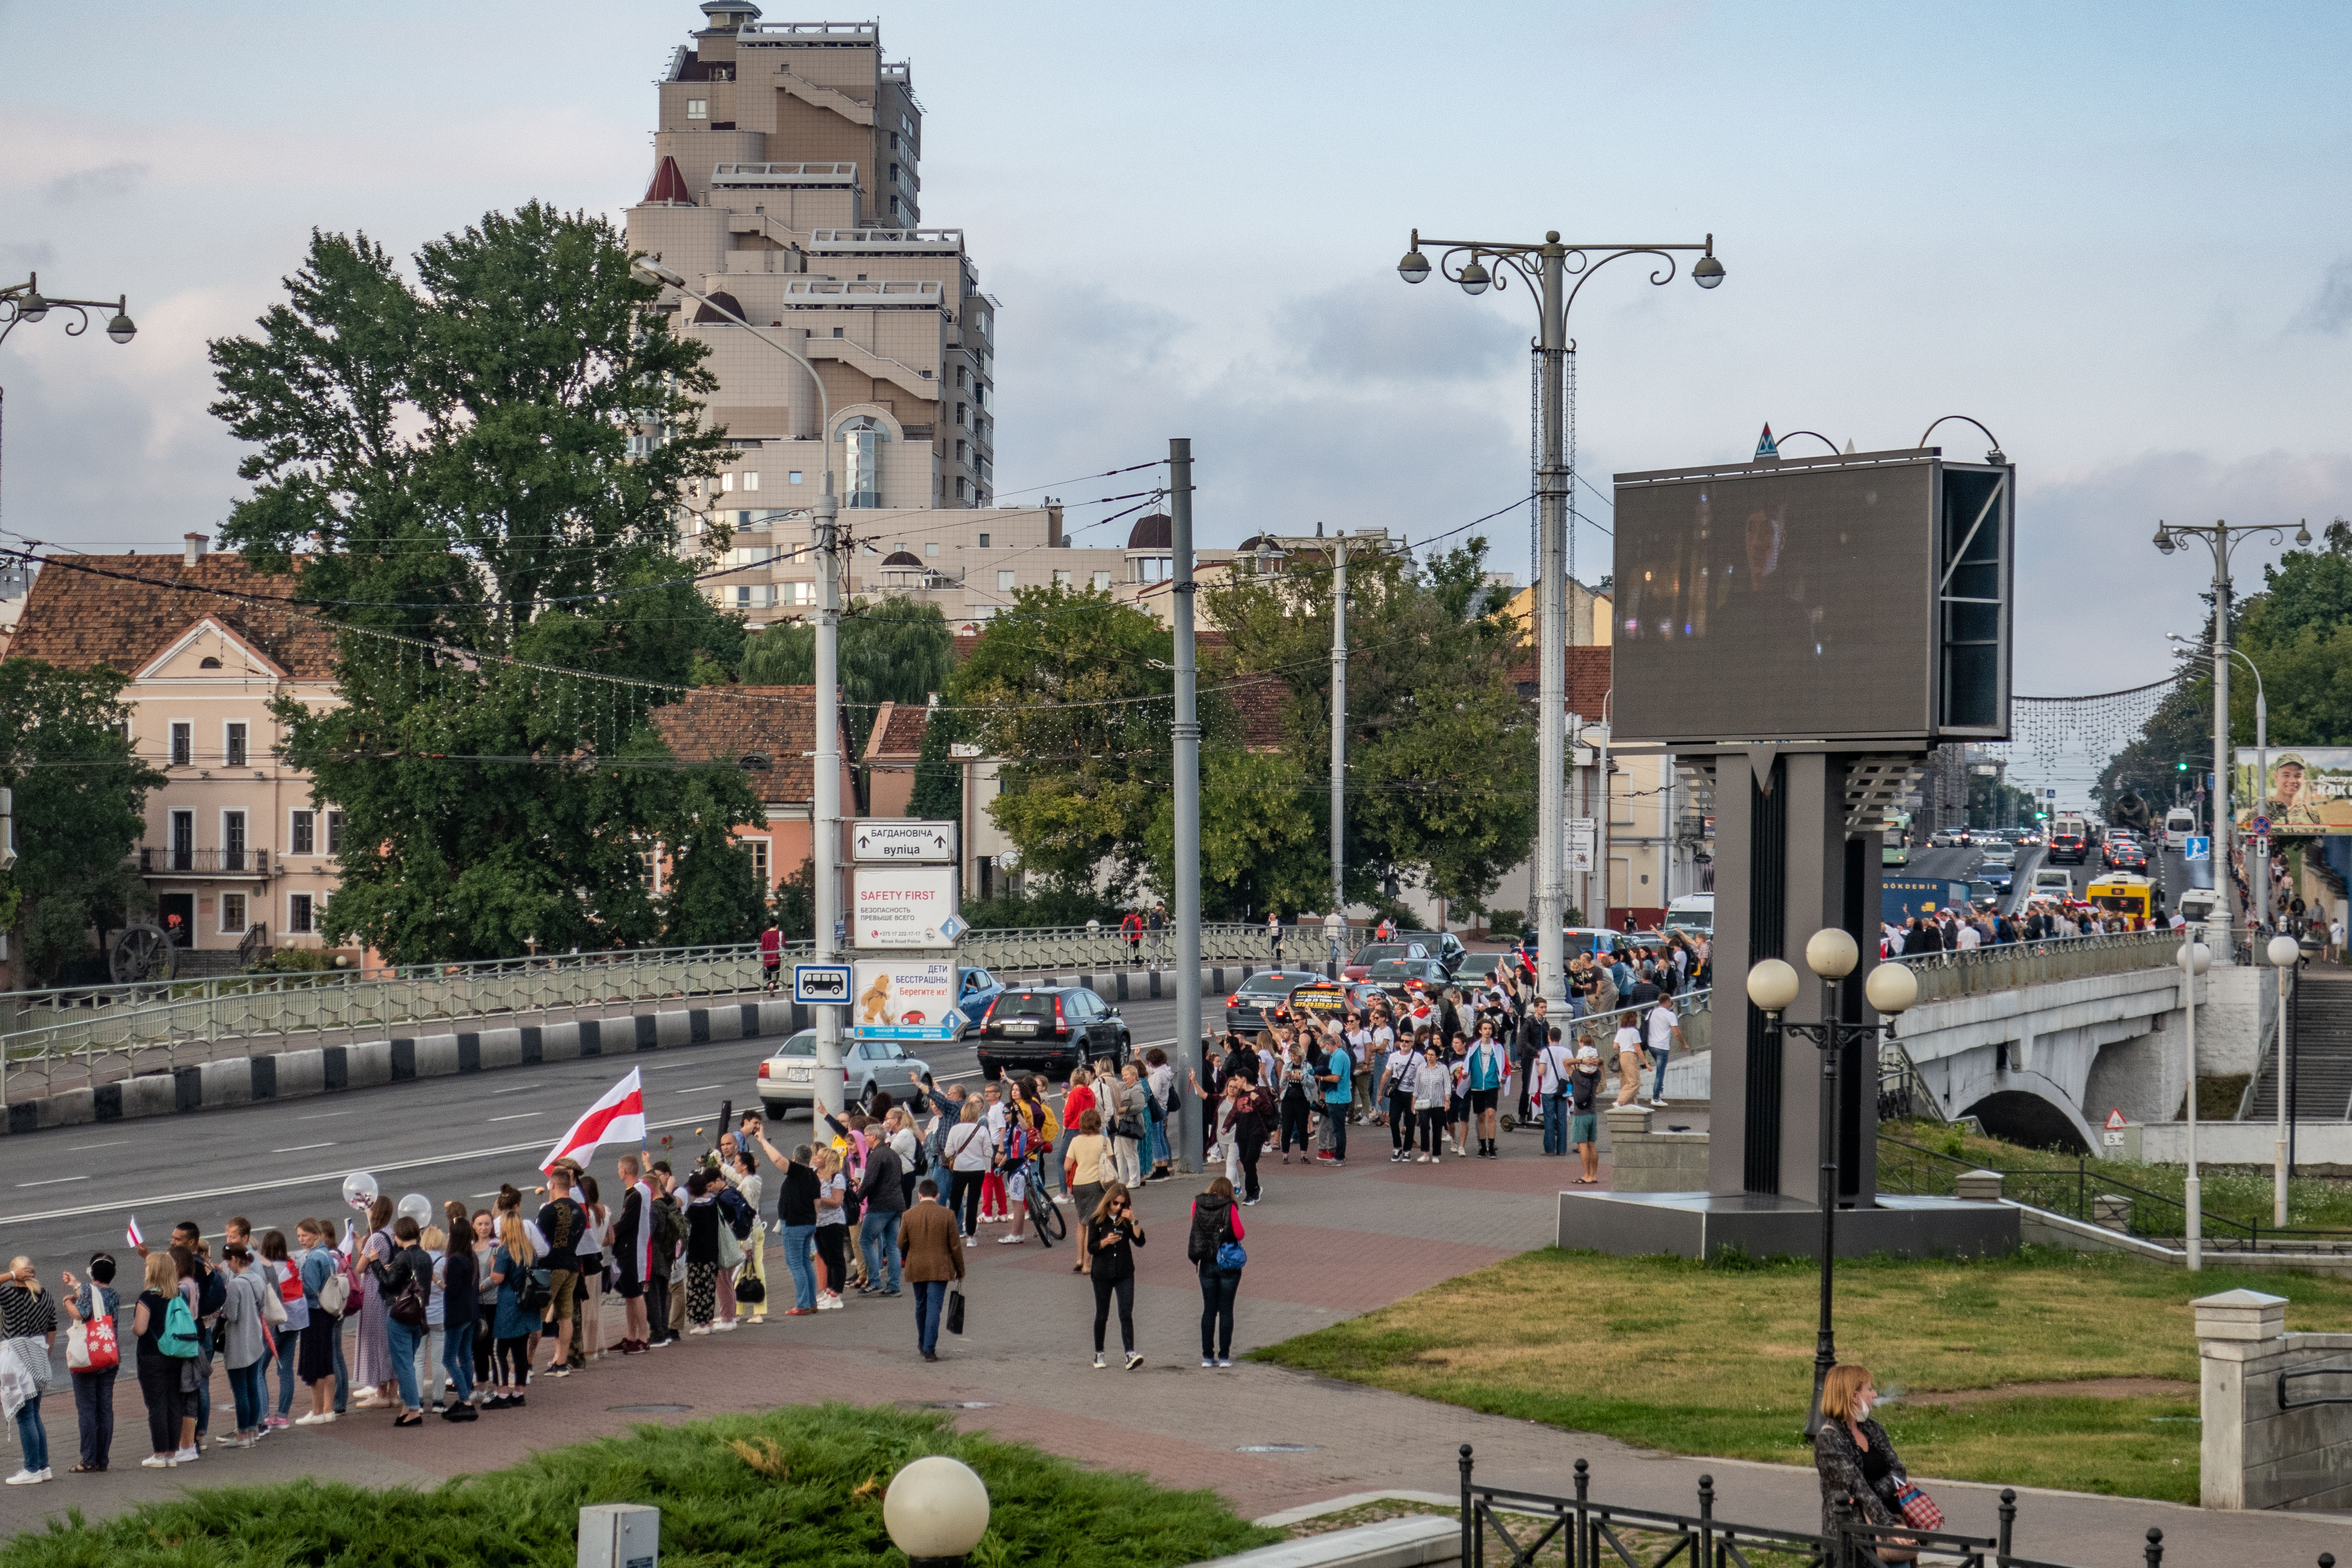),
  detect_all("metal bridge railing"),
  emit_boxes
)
[1898,927,2184,1004]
